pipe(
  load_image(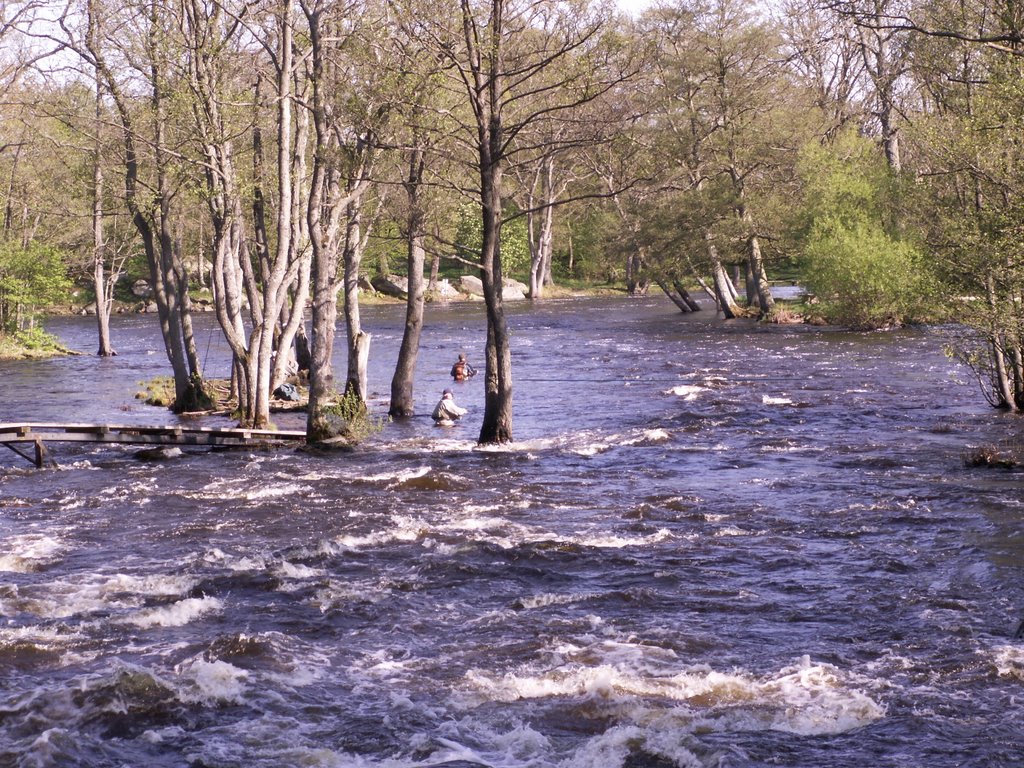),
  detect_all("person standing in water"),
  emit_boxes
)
[432,389,468,426]
[450,353,476,382]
